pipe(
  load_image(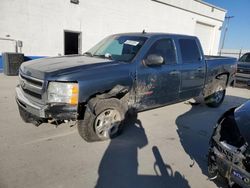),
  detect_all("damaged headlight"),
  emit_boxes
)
[48,82,79,105]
